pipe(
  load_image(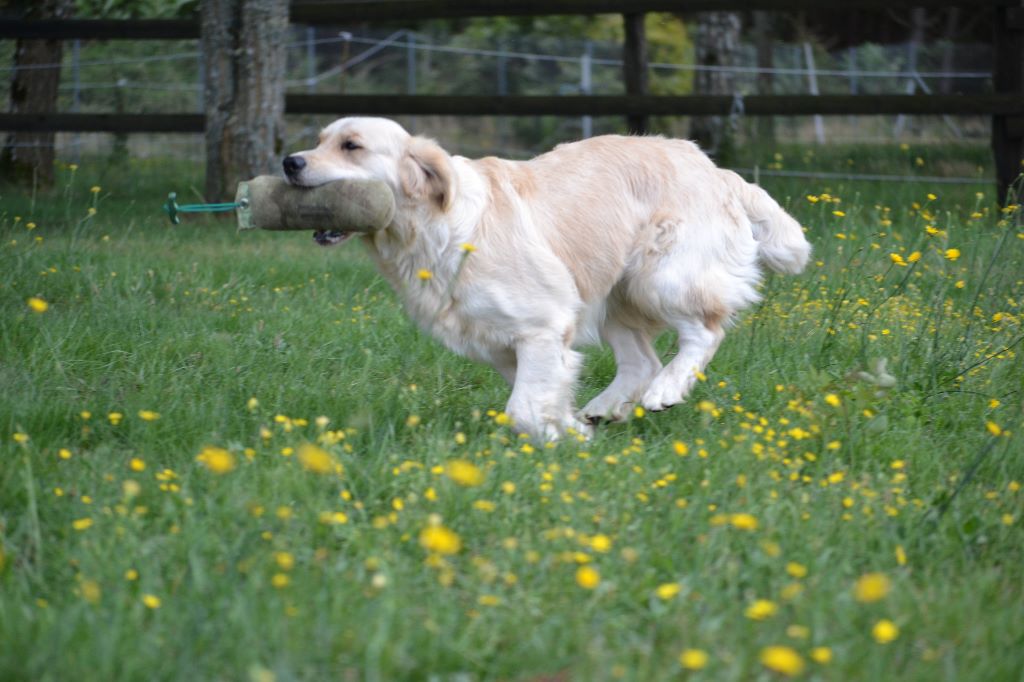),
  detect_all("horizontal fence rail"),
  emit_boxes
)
[286,94,1024,117]
[3,95,1022,133]
[2,1,1022,39]
[0,113,205,133]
